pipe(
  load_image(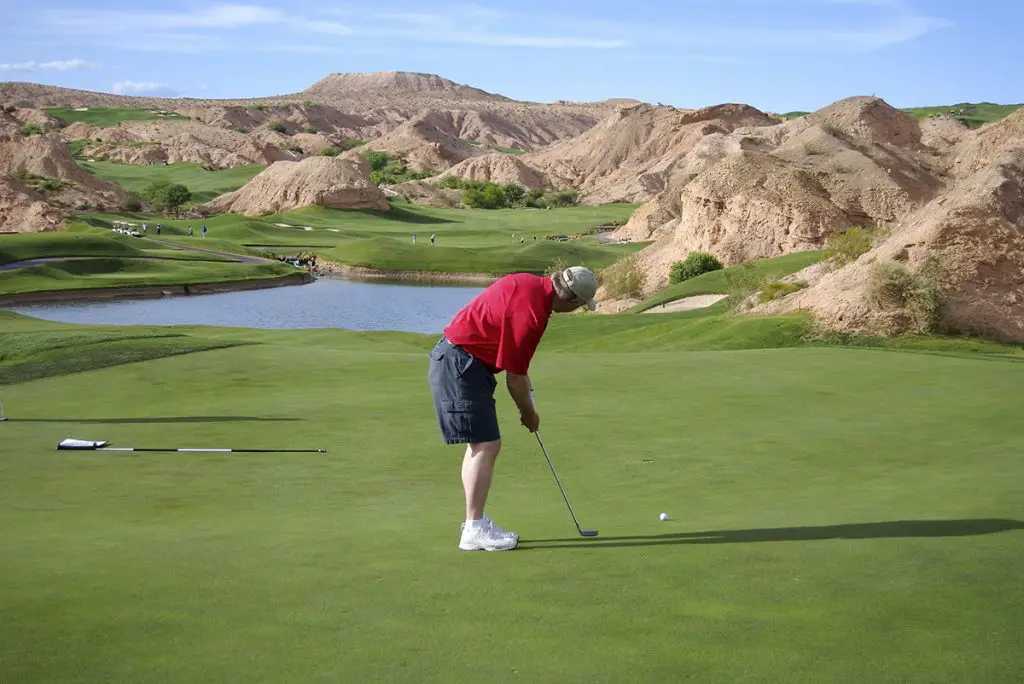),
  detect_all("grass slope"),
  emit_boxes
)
[74,203,643,275]
[0,258,295,296]
[79,161,266,204]
[0,311,1021,683]
[45,107,188,128]
[631,251,826,312]
[780,103,1021,128]
[902,102,1023,128]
